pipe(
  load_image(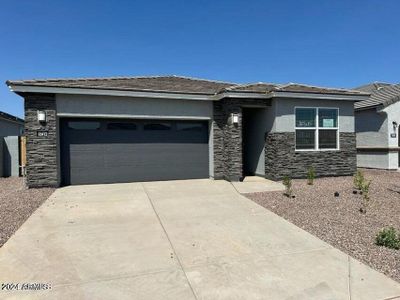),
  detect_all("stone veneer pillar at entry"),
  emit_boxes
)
[24,93,58,188]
